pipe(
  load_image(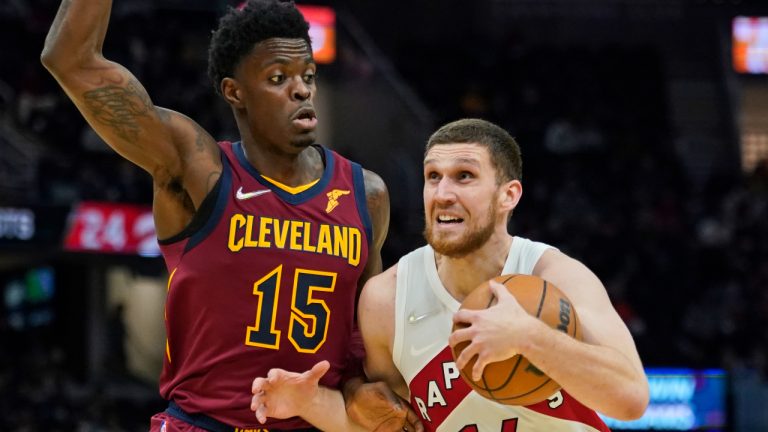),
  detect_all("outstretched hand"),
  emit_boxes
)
[344,378,424,432]
[250,360,330,424]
